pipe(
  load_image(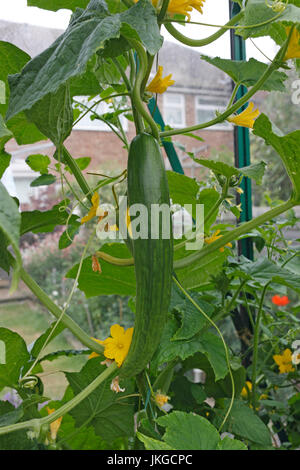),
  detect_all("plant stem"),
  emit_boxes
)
[62,146,92,202]
[0,363,117,437]
[127,39,159,139]
[164,10,244,47]
[175,199,295,269]
[251,282,271,411]
[20,268,104,355]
